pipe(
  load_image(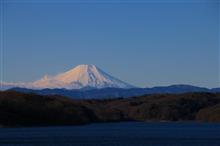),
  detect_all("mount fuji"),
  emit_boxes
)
[1,64,135,90]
